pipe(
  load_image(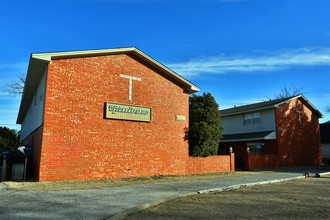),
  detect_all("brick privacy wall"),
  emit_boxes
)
[230,140,277,170]
[20,124,44,180]
[33,53,231,181]
[275,98,322,166]
[187,154,234,174]
[245,154,280,170]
